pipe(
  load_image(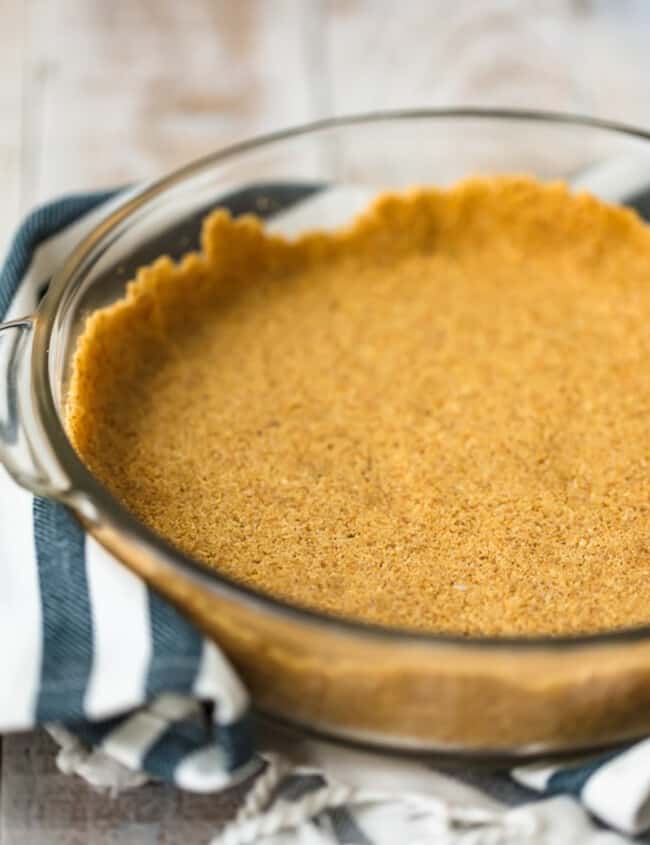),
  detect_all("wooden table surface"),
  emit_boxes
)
[2,1,650,841]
